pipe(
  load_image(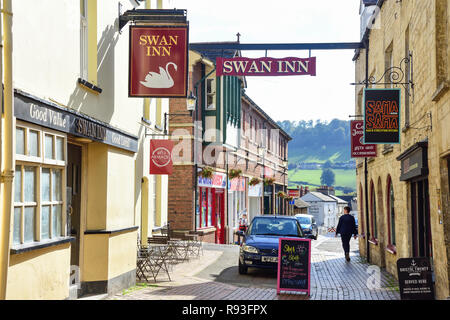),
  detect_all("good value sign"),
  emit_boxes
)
[129,25,188,98]
[150,140,174,175]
